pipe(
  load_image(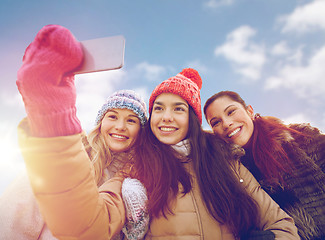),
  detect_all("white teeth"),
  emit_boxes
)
[228,128,240,138]
[160,127,176,132]
[111,134,127,139]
